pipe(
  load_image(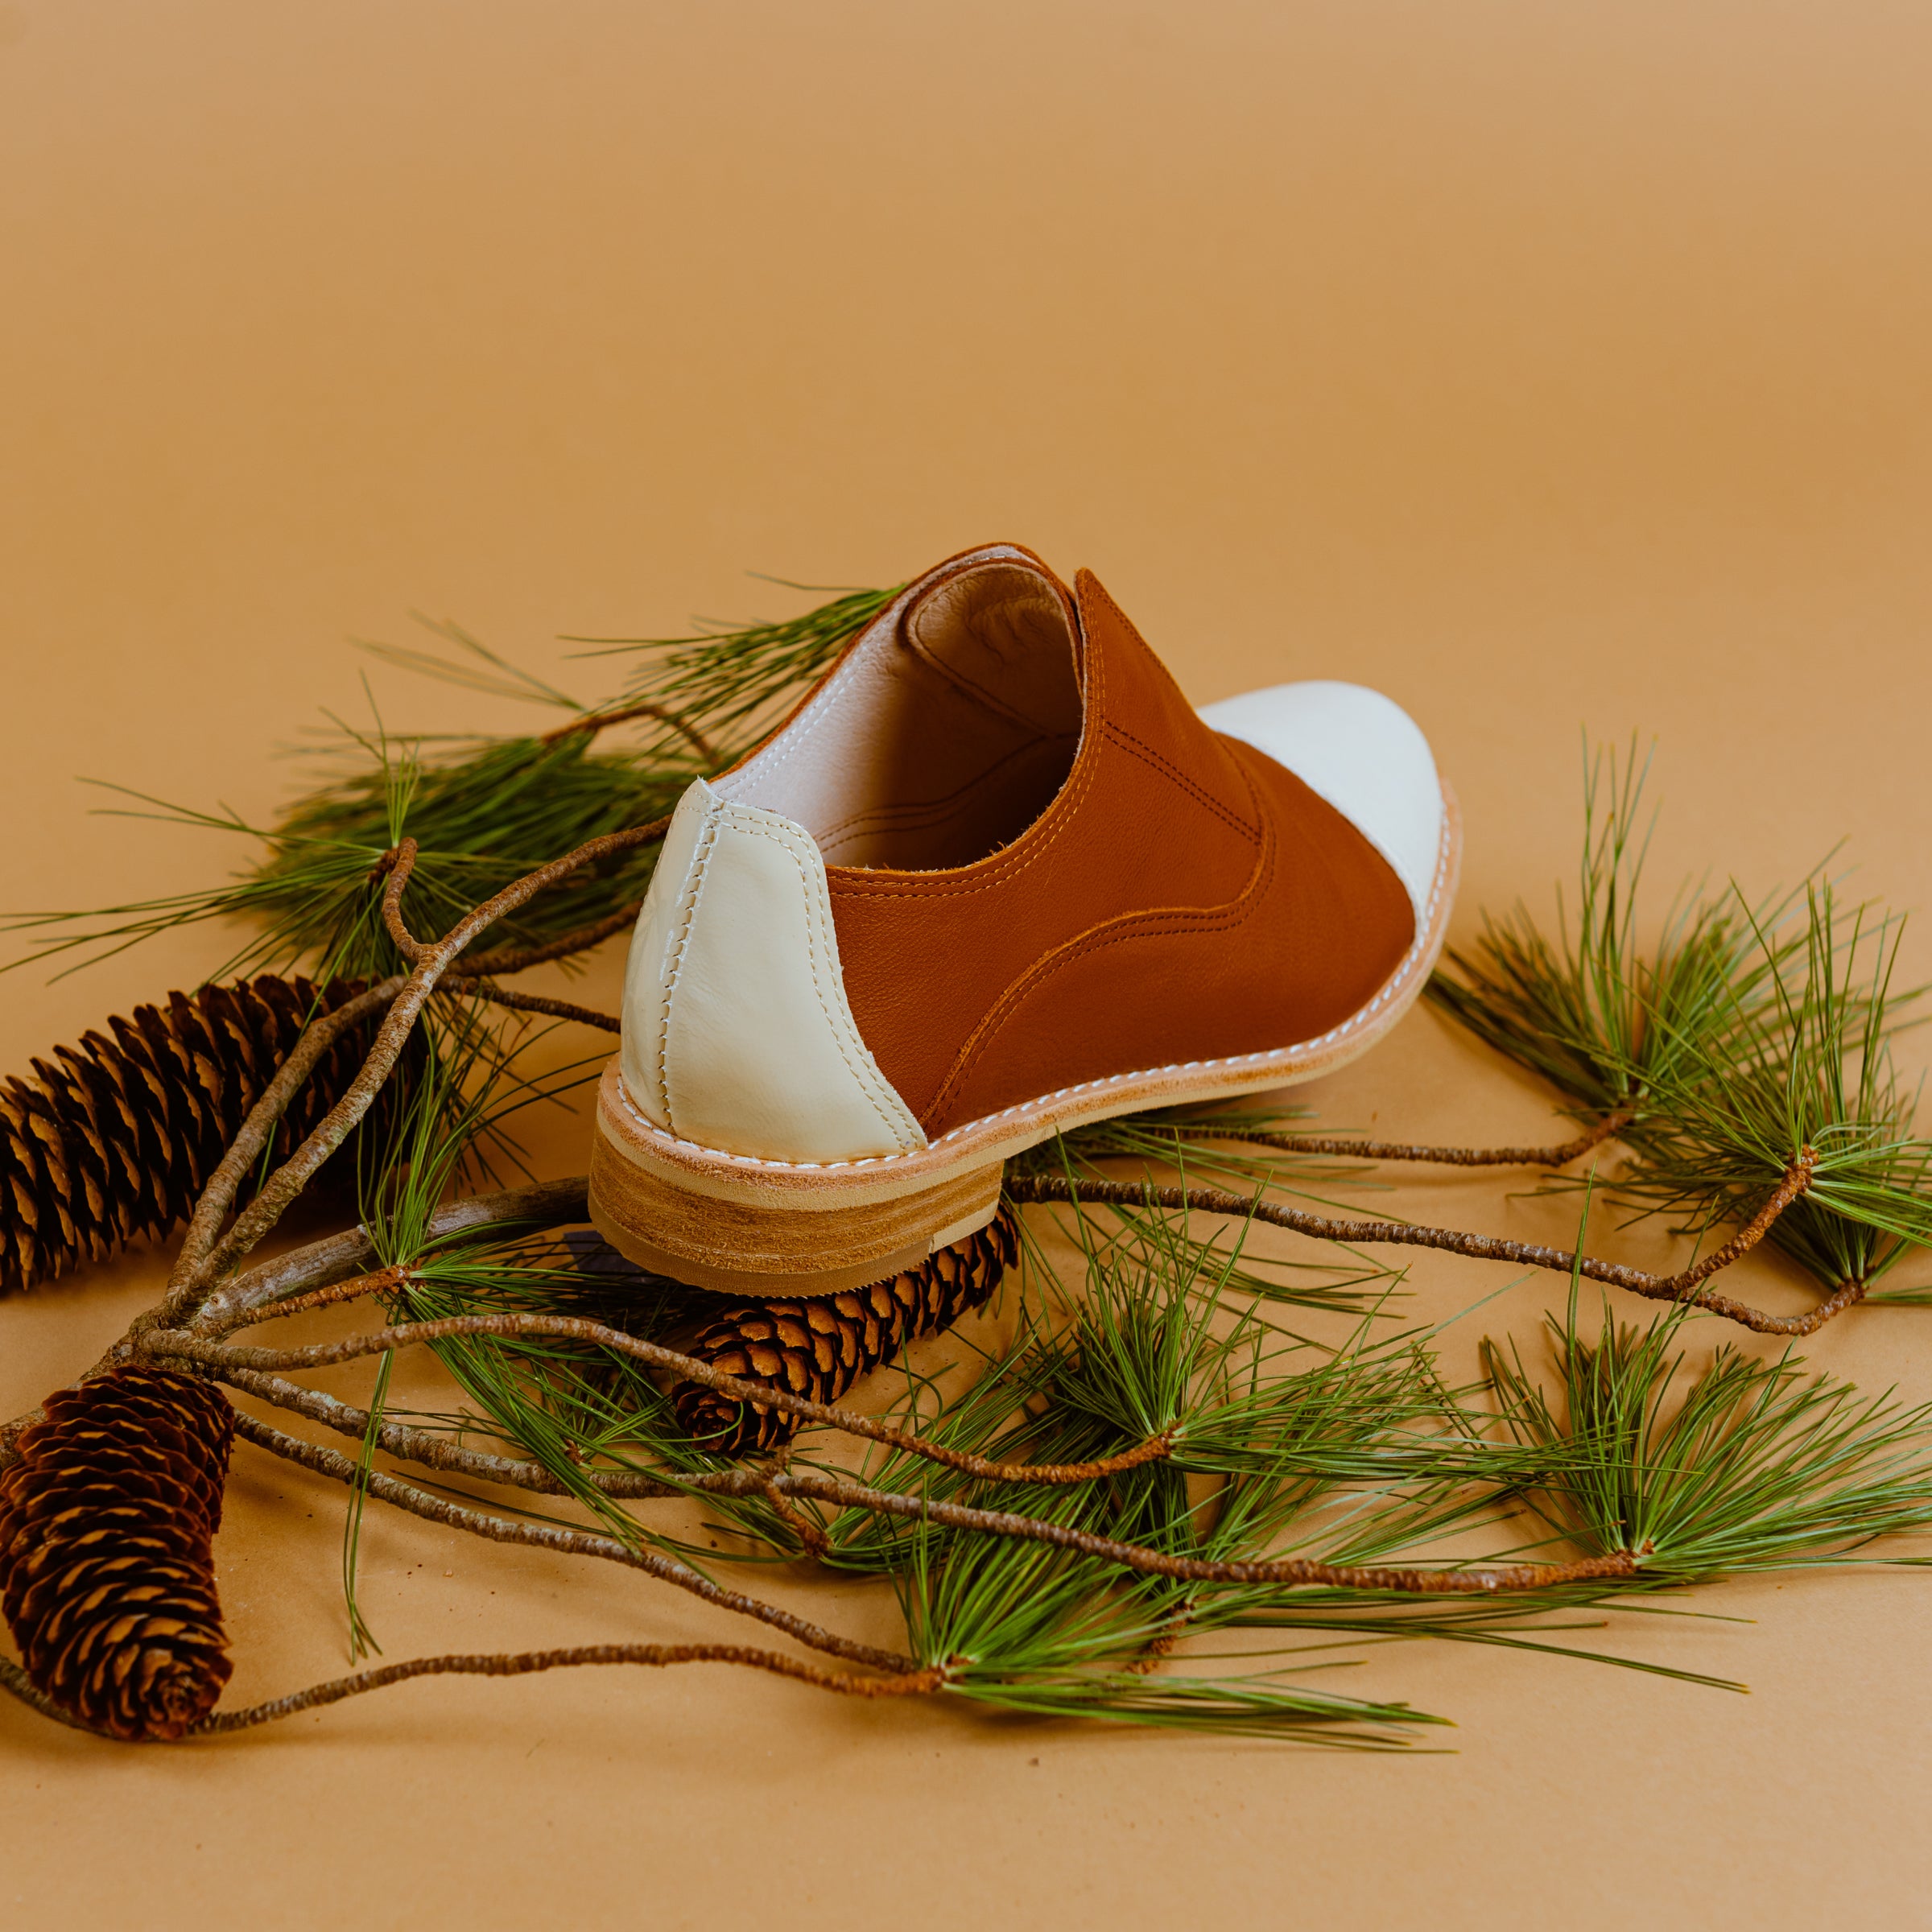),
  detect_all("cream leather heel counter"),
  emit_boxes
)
[618,779,928,1164]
